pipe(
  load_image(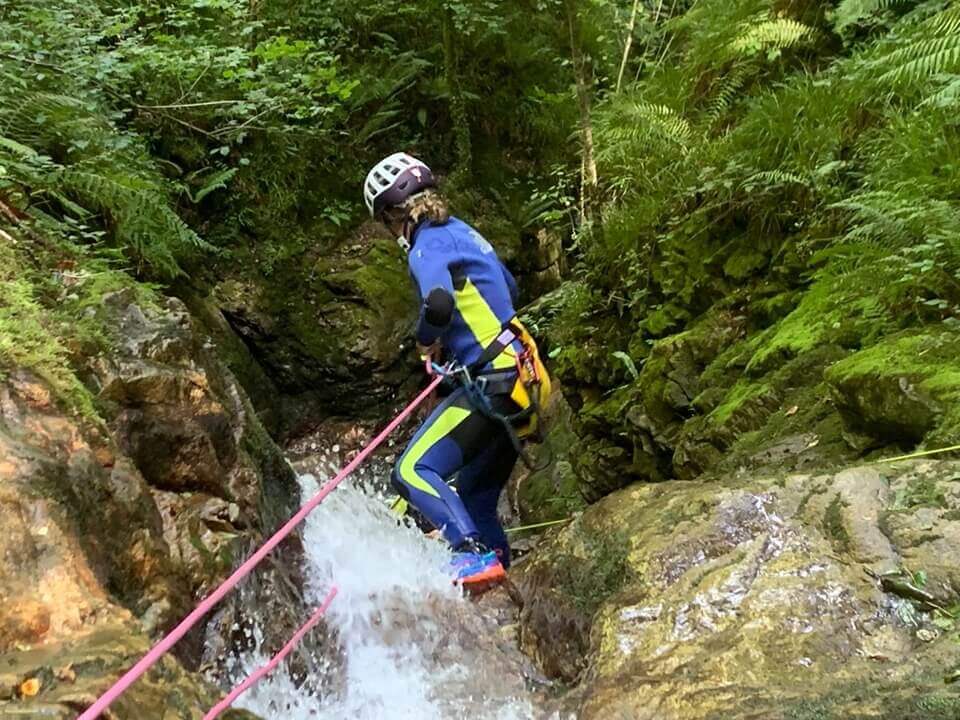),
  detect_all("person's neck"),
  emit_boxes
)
[404,214,430,244]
